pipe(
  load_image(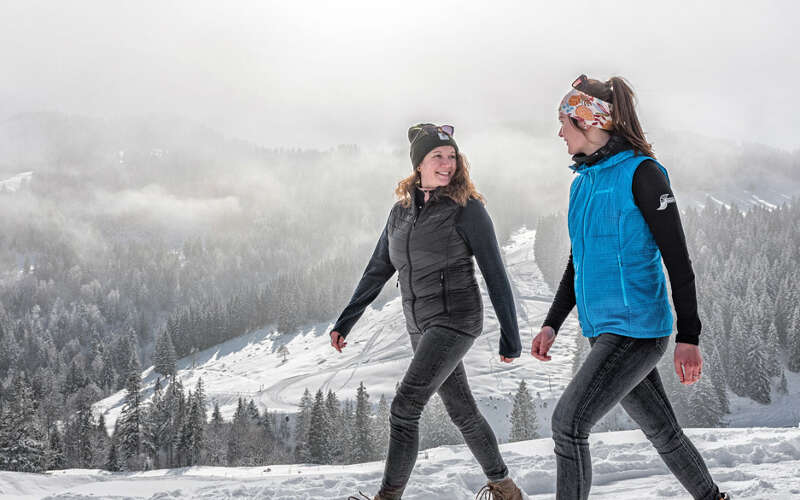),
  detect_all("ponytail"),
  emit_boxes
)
[575,75,655,158]
[608,76,654,158]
